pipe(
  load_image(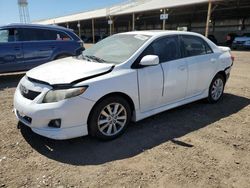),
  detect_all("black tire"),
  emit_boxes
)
[88,96,131,140]
[208,74,225,103]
